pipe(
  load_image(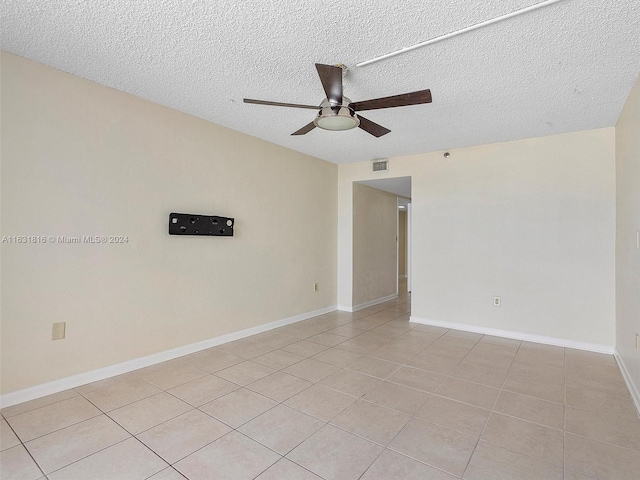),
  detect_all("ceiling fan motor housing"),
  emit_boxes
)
[314,97,360,131]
